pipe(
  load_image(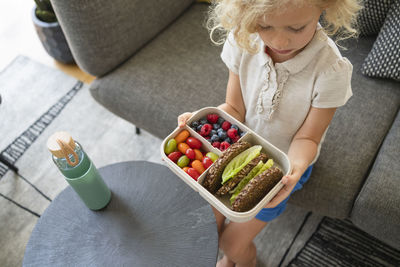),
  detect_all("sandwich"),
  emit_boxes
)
[203,140,283,212]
